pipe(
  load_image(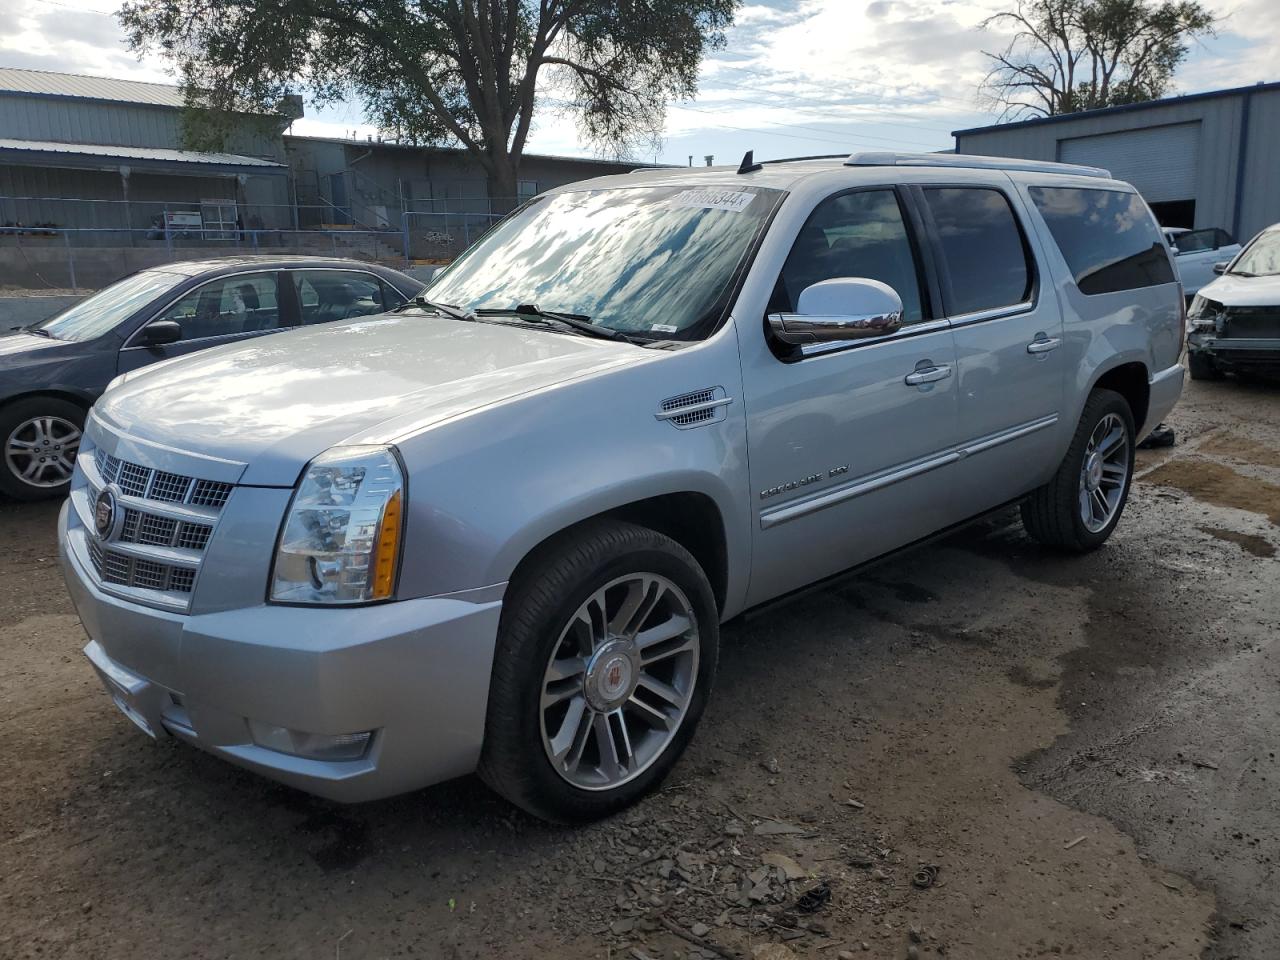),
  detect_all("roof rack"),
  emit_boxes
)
[844,151,1111,179]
